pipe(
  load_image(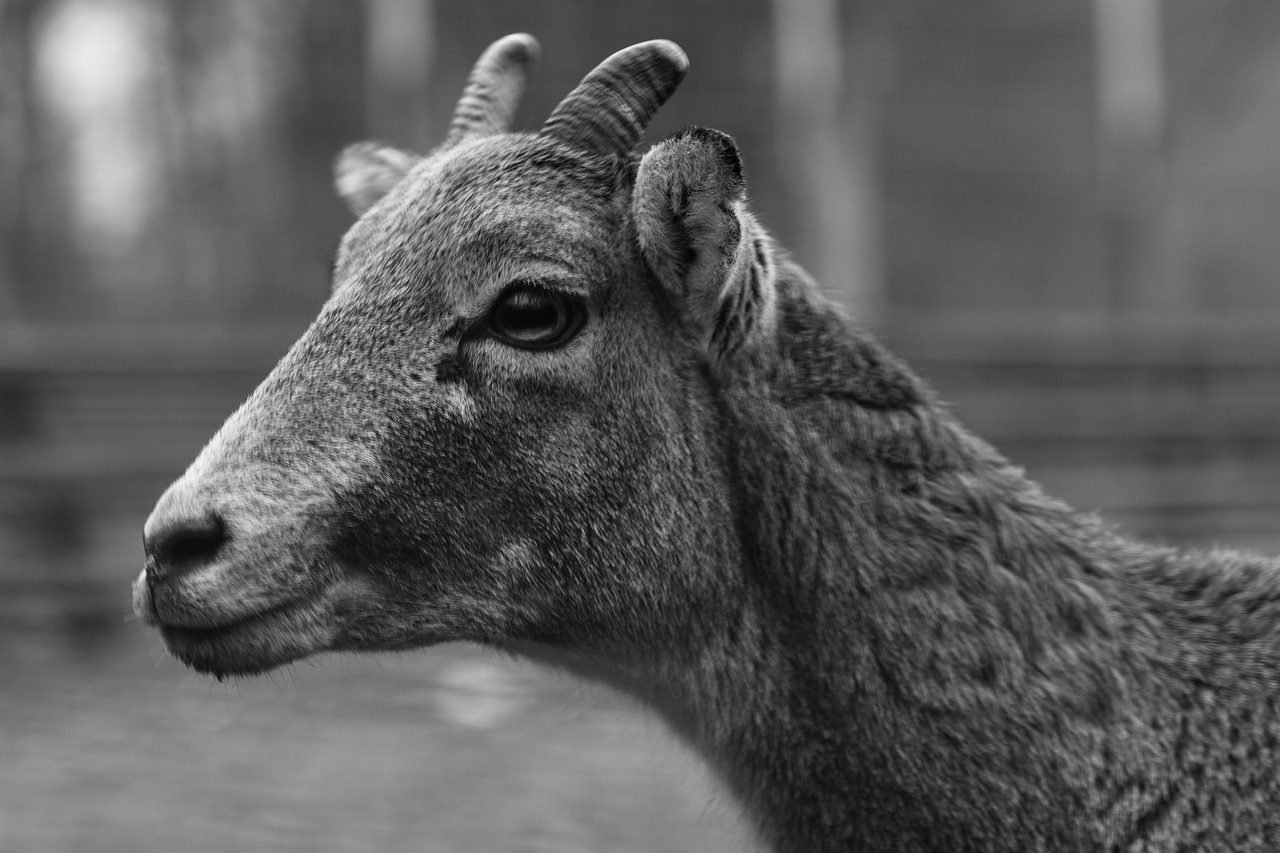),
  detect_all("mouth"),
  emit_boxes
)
[156,593,331,680]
